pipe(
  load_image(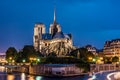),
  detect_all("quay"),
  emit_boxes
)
[29,64,83,77]
[1,63,120,77]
